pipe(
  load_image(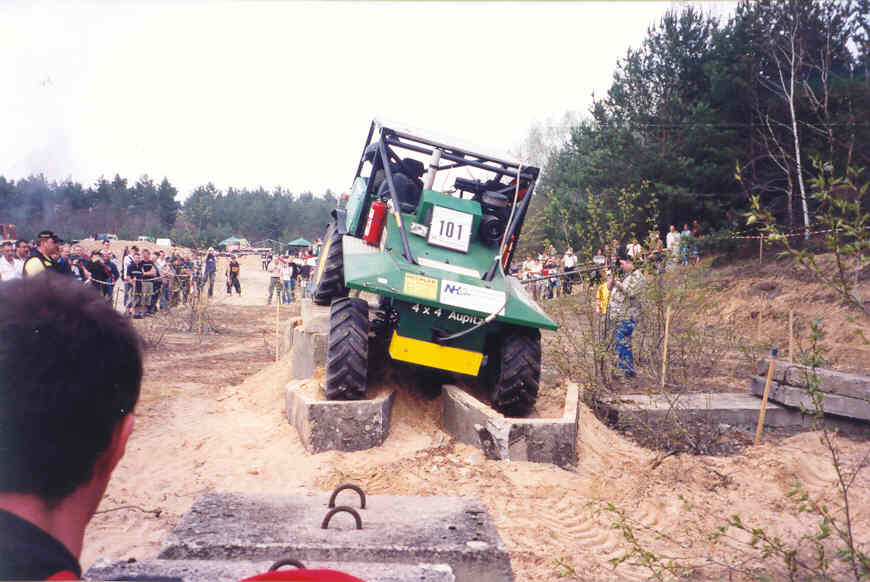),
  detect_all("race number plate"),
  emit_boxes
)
[427,206,473,253]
